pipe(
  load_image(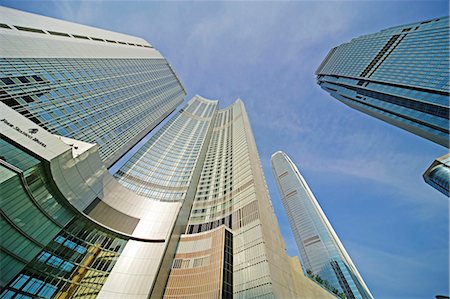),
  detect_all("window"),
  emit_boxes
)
[48,31,70,37]
[90,37,105,42]
[73,34,90,40]
[18,76,29,83]
[172,259,182,269]
[1,77,14,85]
[181,260,190,268]
[14,25,46,34]
[0,23,12,29]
